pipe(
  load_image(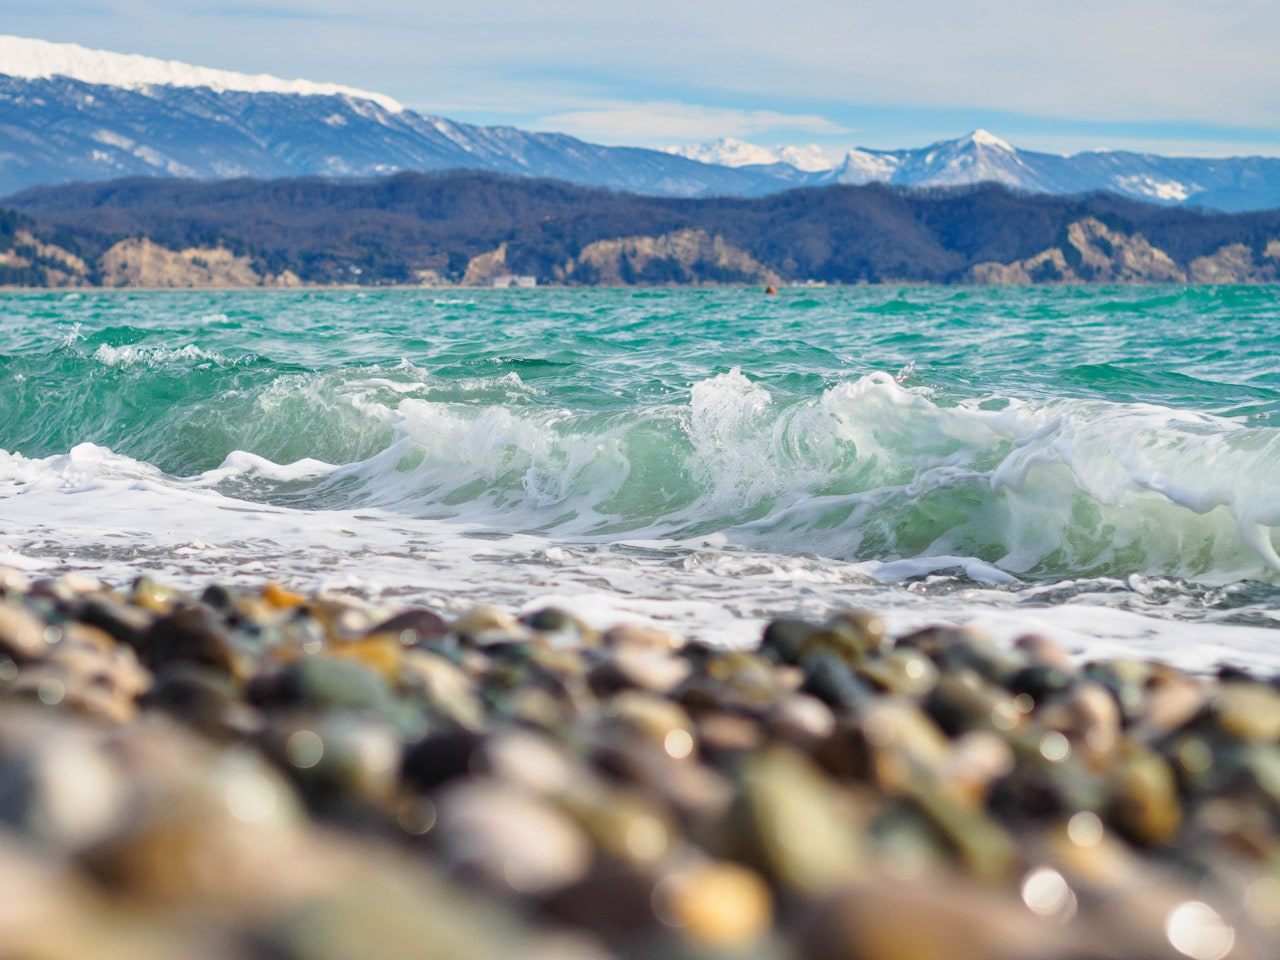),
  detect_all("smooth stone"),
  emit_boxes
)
[75,596,154,649]
[726,746,862,896]
[141,605,241,678]
[542,863,665,941]
[655,861,773,949]
[602,623,684,653]
[143,665,247,737]
[1006,664,1076,705]
[590,738,733,820]
[305,595,376,641]
[272,715,402,806]
[759,618,822,666]
[58,620,121,654]
[0,709,128,848]
[560,783,676,868]
[604,691,695,749]
[0,567,32,593]
[937,730,1016,808]
[520,606,599,646]
[1237,745,1280,807]
[1107,749,1182,847]
[1038,682,1121,768]
[696,712,764,762]
[1129,677,1206,742]
[824,609,887,652]
[367,607,448,645]
[1210,684,1280,743]
[590,648,691,696]
[260,843,544,960]
[401,729,487,793]
[266,656,396,714]
[855,649,938,698]
[479,729,584,796]
[897,627,1024,686]
[326,635,403,683]
[925,673,1026,738]
[704,651,791,708]
[797,627,870,669]
[801,876,1071,960]
[767,693,837,748]
[451,605,527,645]
[1012,633,1075,673]
[130,576,185,615]
[859,698,951,785]
[902,786,1018,882]
[49,631,151,719]
[80,738,303,908]
[0,602,52,662]
[800,651,874,711]
[260,581,307,611]
[435,780,593,895]
[401,651,486,731]
[1080,659,1153,725]
[501,685,574,731]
